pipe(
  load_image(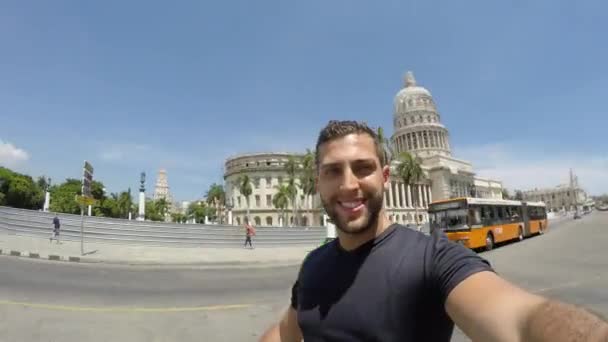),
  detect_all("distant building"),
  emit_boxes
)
[153,168,173,205]
[522,169,590,212]
[223,71,504,226]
